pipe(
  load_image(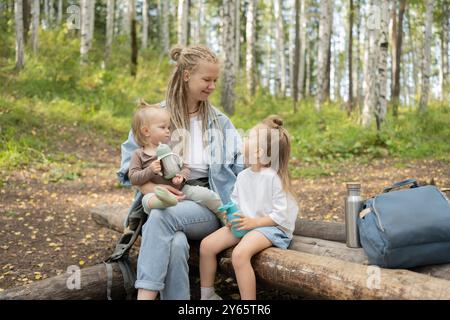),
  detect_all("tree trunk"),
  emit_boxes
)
[161,0,169,53]
[22,0,30,44]
[129,0,137,77]
[87,0,95,50]
[15,0,25,70]
[220,0,237,115]
[273,0,286,96]
[246,0,256,96]
[292,0,300,112]
[105,0,115,64]
[419,0,433,112]
[392,0,406,117]
[80,0,90,63]
[374,0,389,131]
[440,1,449,99]
[177,0,188,46]
[298,0,306,101]
[315,0,333,111]
[362,0,379,127]
[57,0,62,25]
[234,0,240,75]
[142,0,148,48]
[31,0,39,54]
[347,0,354,113]
[49,0,54,26]
[44,0,49,27]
